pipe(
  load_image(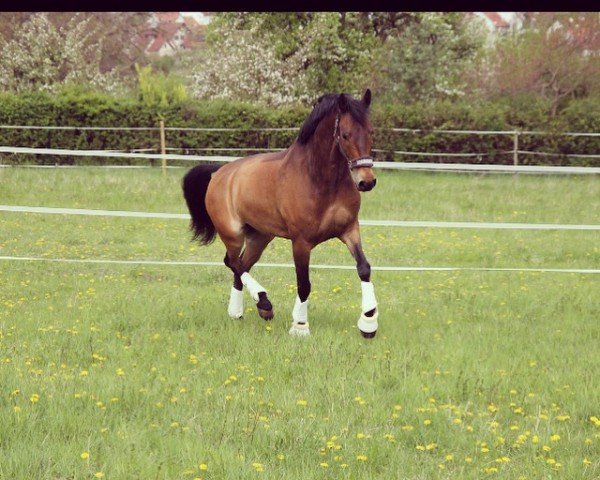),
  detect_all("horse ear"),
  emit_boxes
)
[337,93,348,112]
[362,89,372,108]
